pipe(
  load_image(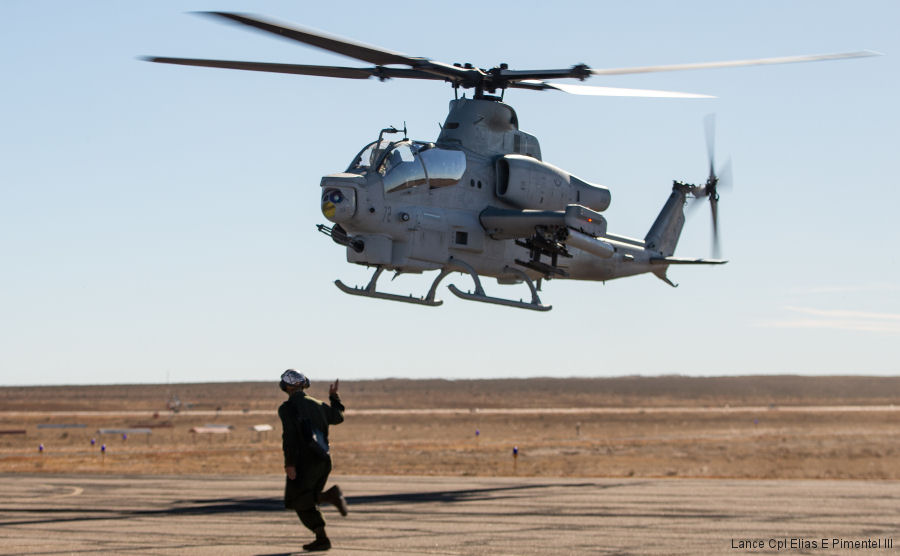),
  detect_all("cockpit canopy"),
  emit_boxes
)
[347,139,392,173]
[347,140,466,193]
